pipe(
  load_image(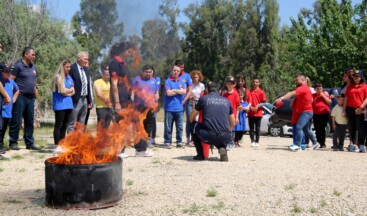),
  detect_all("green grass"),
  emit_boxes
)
[285,183,296,191]
[211,202,225,210]
[310,207,318,213]
[183,203,202,214]
[292,203,303,213]
[17,168,26,173]
[206,188,218,197]
[126,179,134,186]
[0,168,3,172]
[320,199,327,208]
[151,158,161,164]
[11,154,23,160]
[3,199,23,204]
[333,189,342,197]
[127,167,133,172]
